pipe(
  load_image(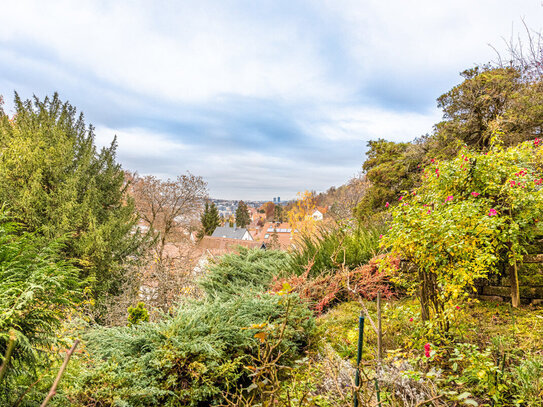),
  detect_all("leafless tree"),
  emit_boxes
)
[328,173,370,221]
[492,19,543,82]
[127,171,208,263]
